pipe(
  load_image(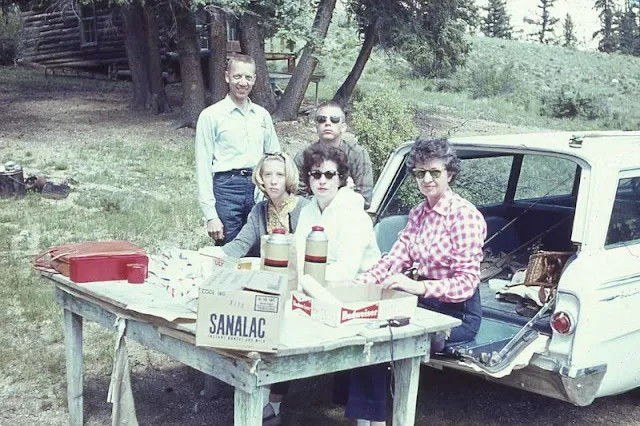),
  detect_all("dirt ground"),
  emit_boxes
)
[3,70,639,426]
